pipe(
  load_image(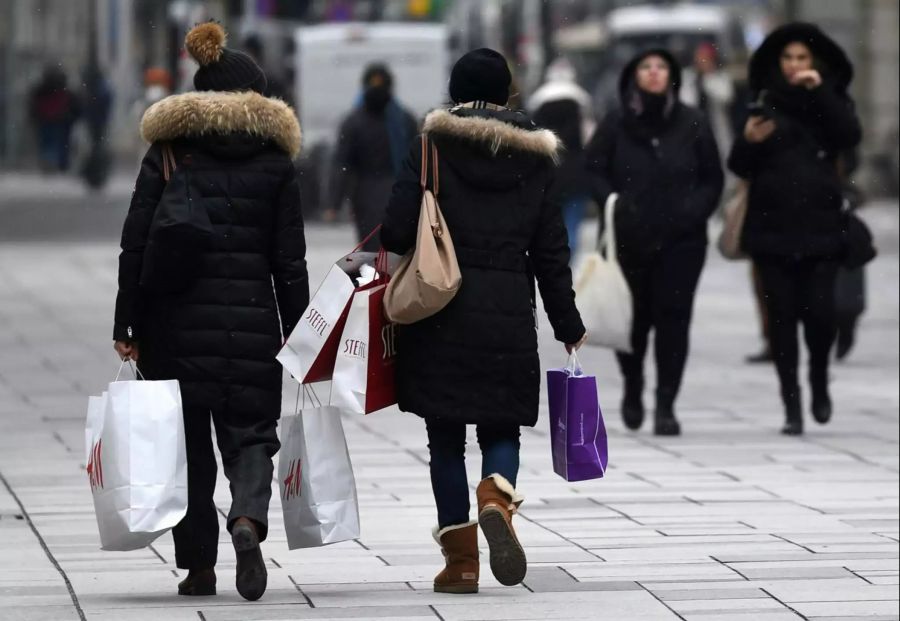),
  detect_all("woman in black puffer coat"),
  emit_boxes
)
[113,24,308,601]
[381,49,585,594]
[728,23,862,436]
[584,49,724,437]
